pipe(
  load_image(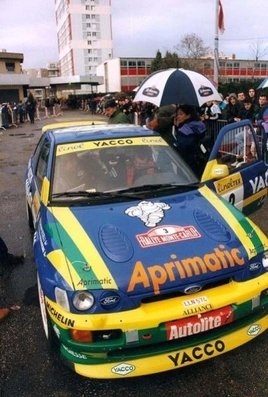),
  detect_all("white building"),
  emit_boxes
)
[55,0,113,77]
